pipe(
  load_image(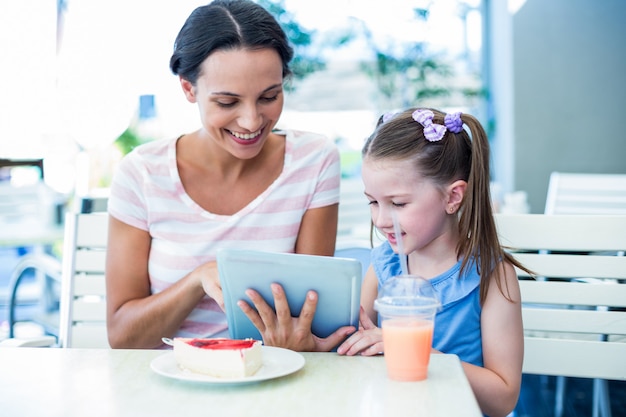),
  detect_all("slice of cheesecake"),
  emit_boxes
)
[173,338,262,378]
